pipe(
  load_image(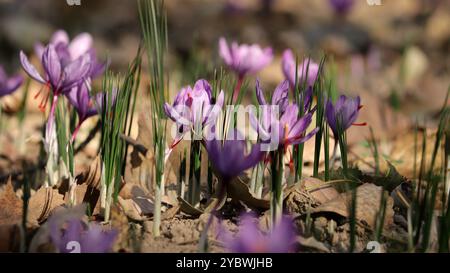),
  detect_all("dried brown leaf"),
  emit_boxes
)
[28,186,65,227]
[0,177,23,226]
[227,178,270,211]
[312,183,394,229]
